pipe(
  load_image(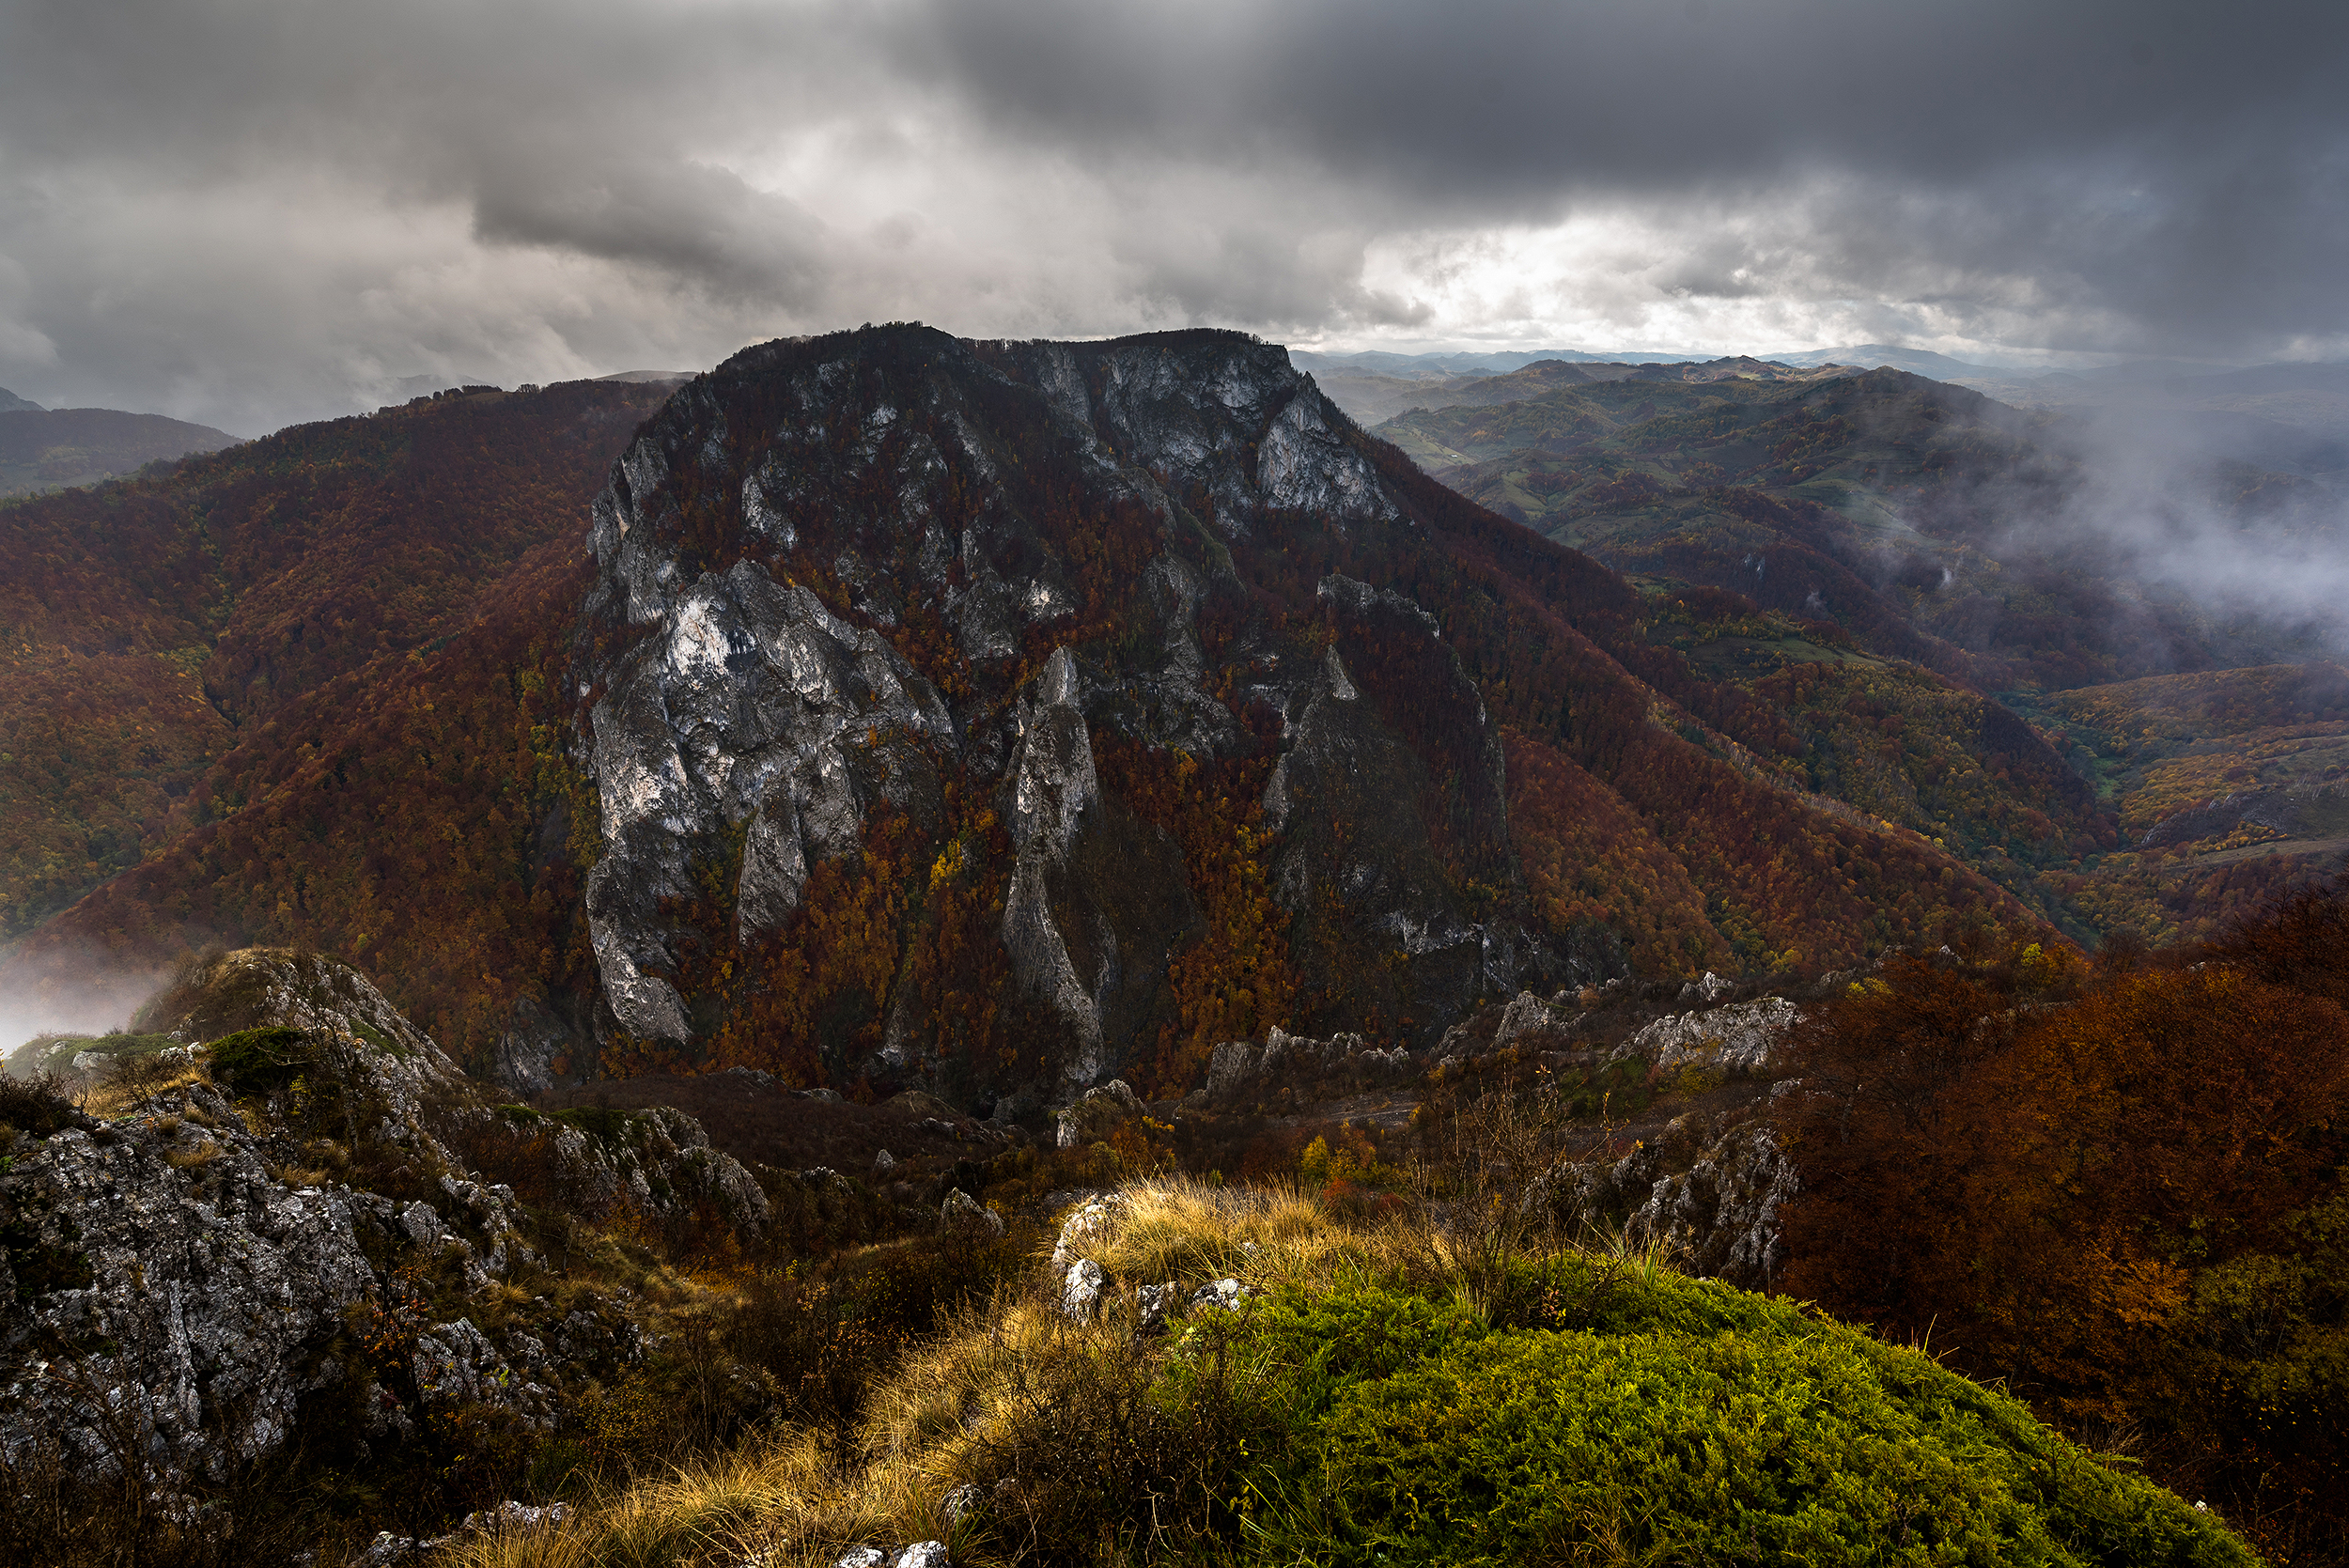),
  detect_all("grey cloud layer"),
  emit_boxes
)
[0,0,2342,432]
